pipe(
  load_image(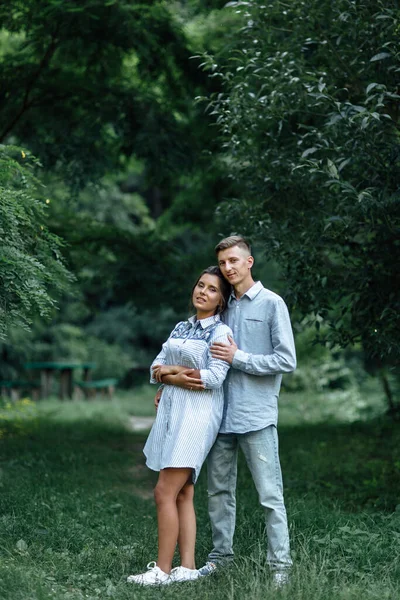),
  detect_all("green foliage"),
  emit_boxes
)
[0,397,38,439]
[0,0,205,188]
[0,145,72,339]
[0,0,238,379]
[202,0,400,368]
[281,321,378,421]
[2,0,395,409]
[181,0,242,55]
